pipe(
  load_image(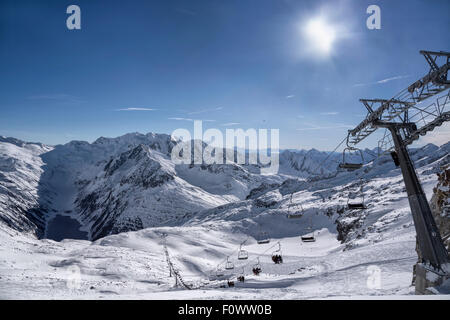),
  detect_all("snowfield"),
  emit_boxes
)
[0,134,449,299]
[0,215,446,299]
[0,222,418,299]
